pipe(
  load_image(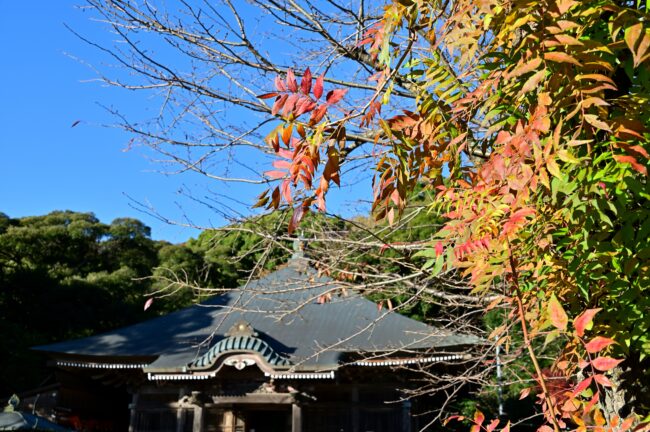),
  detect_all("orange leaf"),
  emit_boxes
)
[591,356,623,372]
[584,336,615,353]
[519,387,531,400]
[520,69,546,95]
[258,92,279,99]
[625,23,643,56]
[508,57,542,79]
[548,294,568,330]
[613,155,648,175]
[574,308,601,337]
[282,124,293,145]
[544,51,582,66]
